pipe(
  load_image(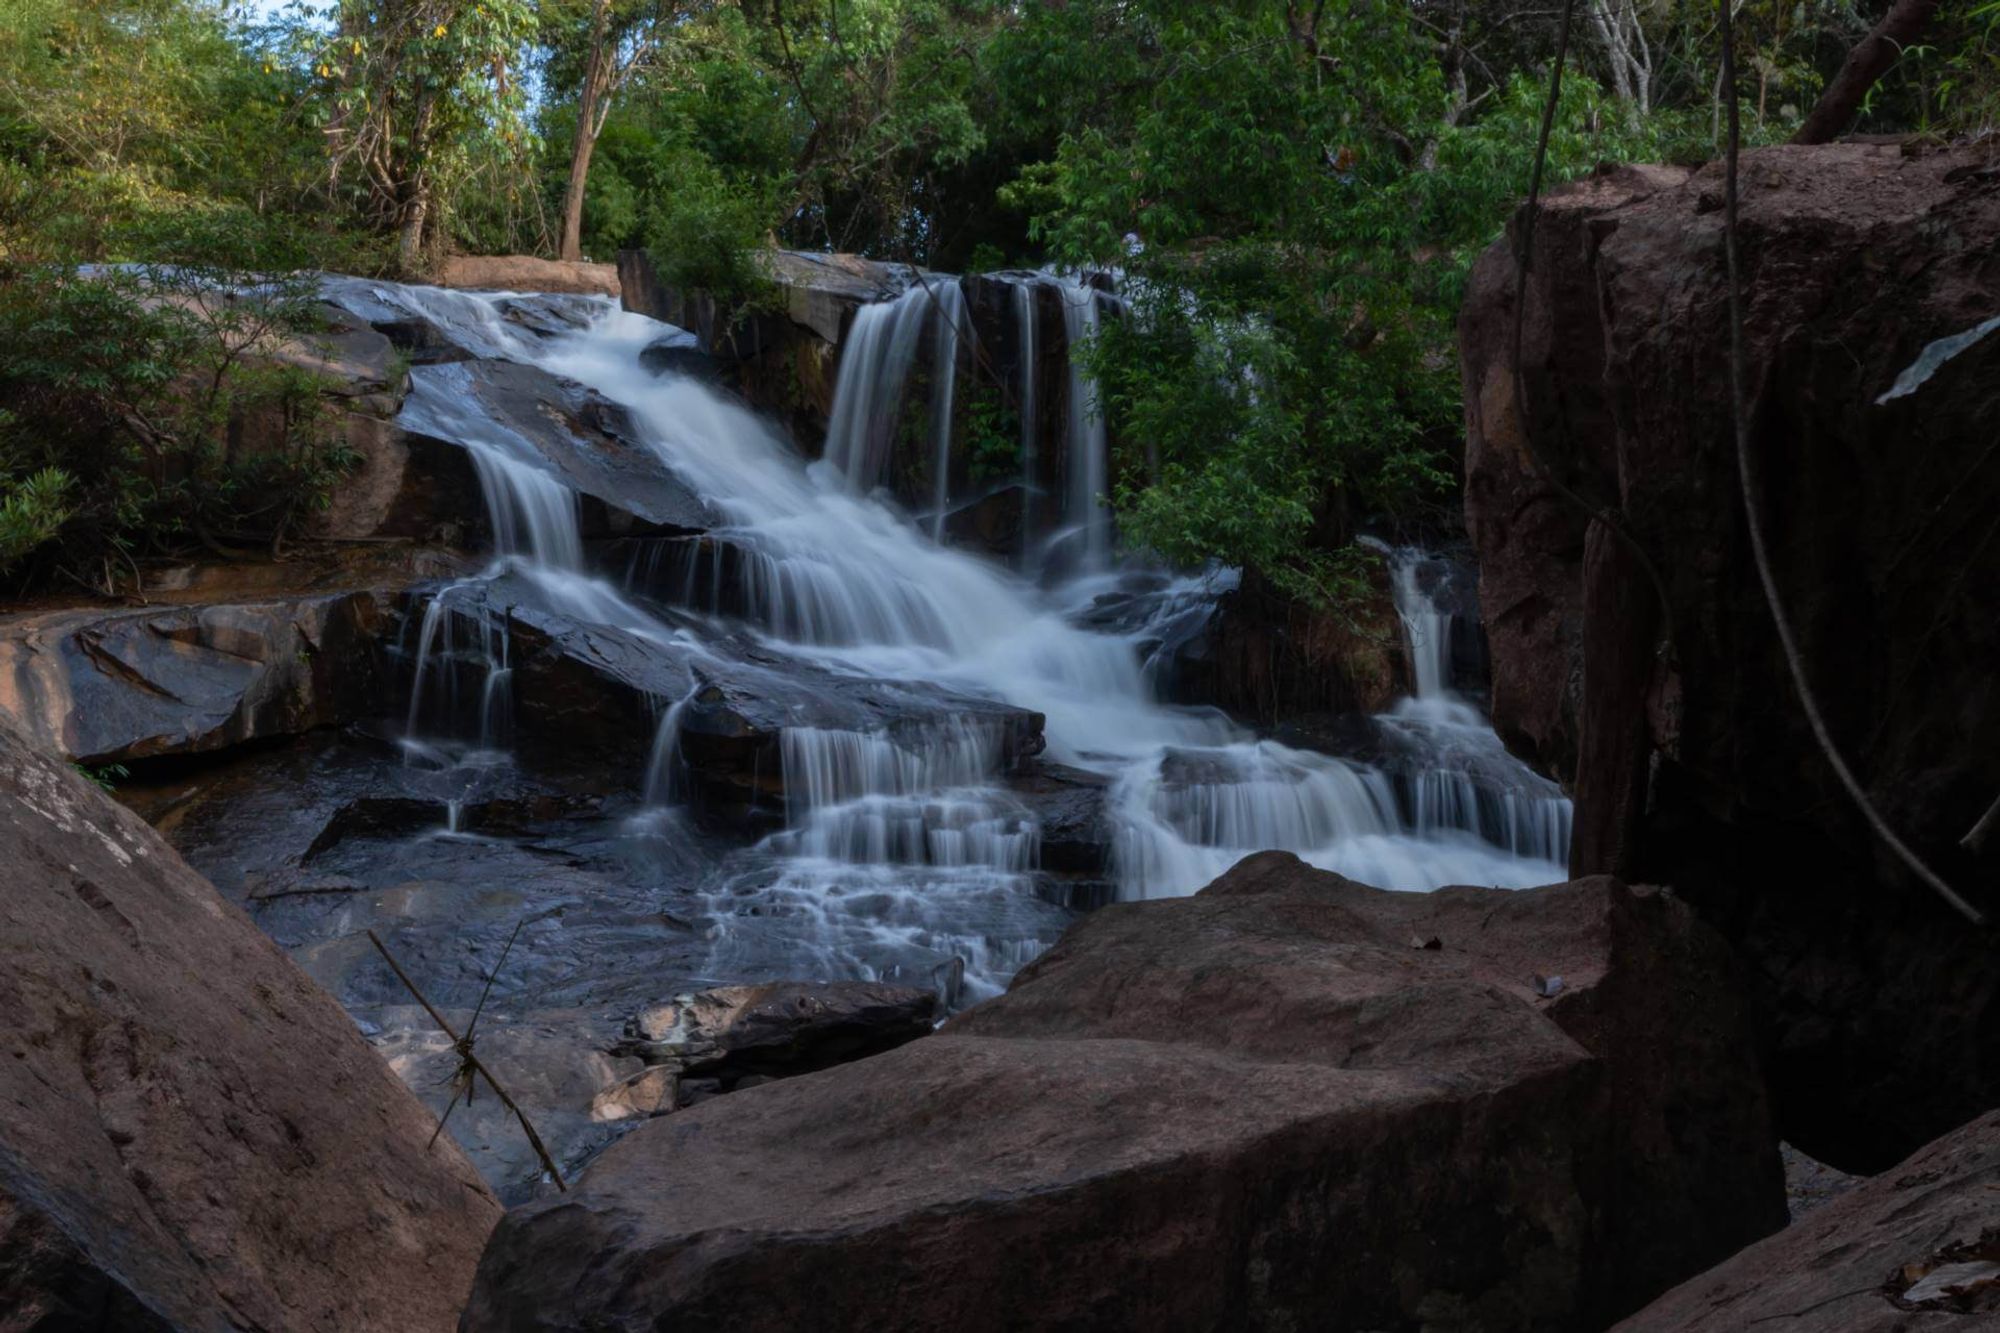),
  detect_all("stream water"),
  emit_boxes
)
[334,276,1570,1005]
